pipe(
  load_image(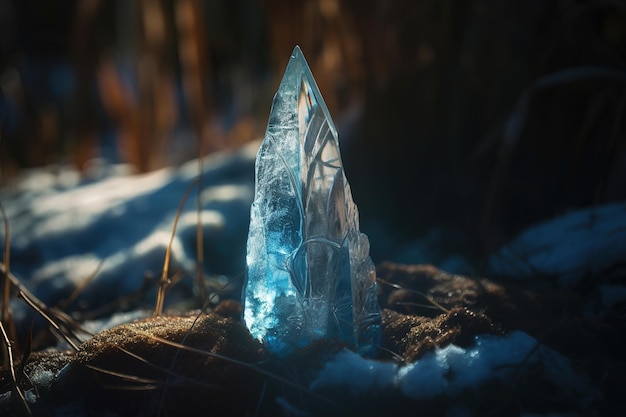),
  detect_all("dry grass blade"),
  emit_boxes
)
[85,364,166,388]
[114,345,219,390]
[134,329,345,412]
[58,260,104,310]
[394,301,446,310]
[0,320,30,415]
[14,327,37,398]
[0,263,84,350]
[19,292,80,351]
[0,202,16,372]
[376,345,405,363]
[156,286,230,415]
[154,177,200,317]
[174,0,214,309]
[86,348,221,392]
[252,379,267,417]
[377,277,450,313]
[0,204,10,324]
[163,283,228,372]
[195,159,207,307]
